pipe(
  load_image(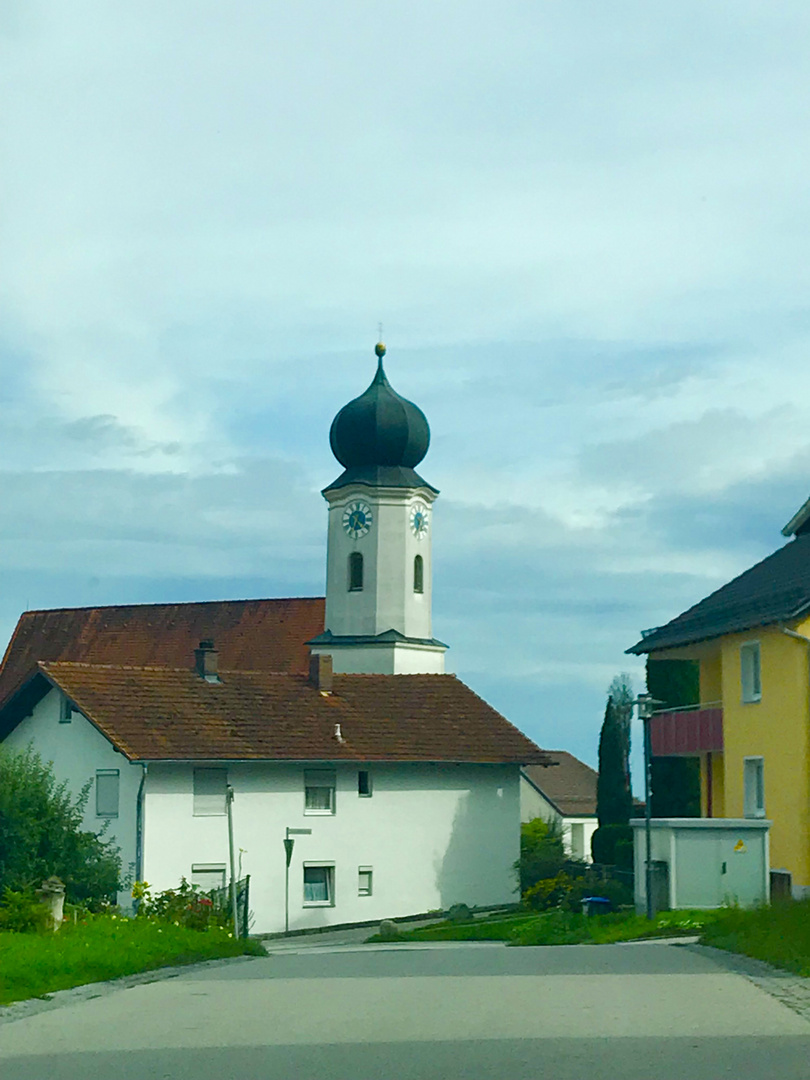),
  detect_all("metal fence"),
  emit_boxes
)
[208,875,251,938]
